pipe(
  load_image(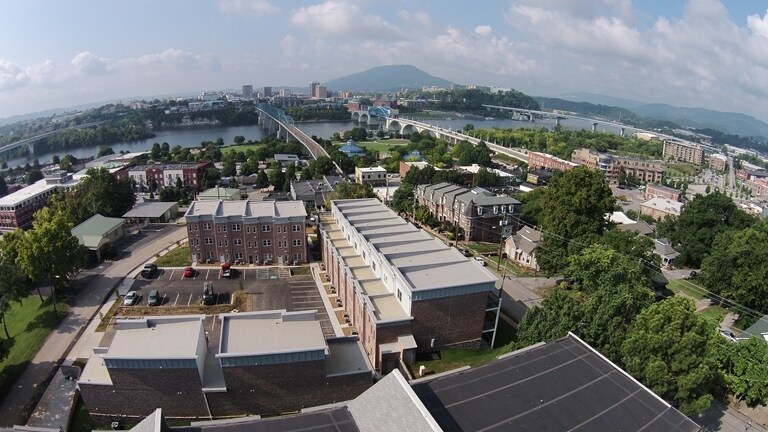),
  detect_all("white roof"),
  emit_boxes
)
[218,310,327,356]
[0,175,82,207]
[357,166,387,173]
[185,200,306,219]
[641,197,683,214]
[105,316,204,359]
[608,211,636,225]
